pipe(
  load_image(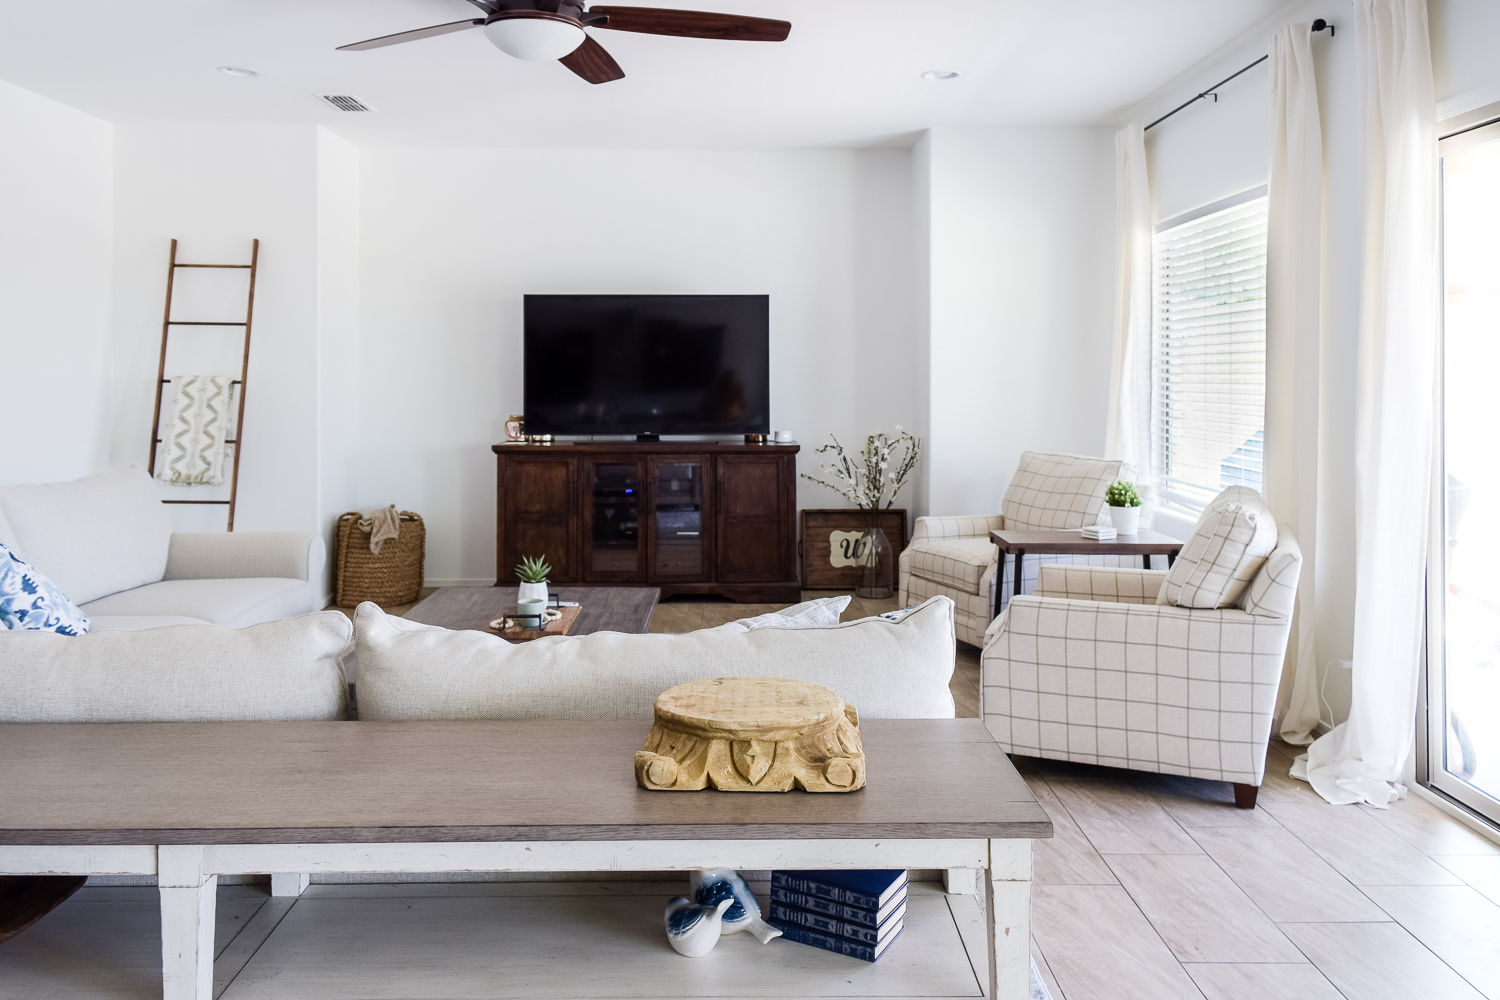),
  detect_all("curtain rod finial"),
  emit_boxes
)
[1312,18,1334,36]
